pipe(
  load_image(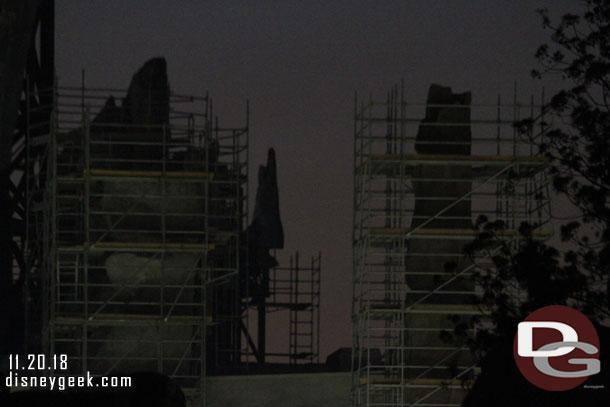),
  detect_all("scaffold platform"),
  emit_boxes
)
[352,85,551,407]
